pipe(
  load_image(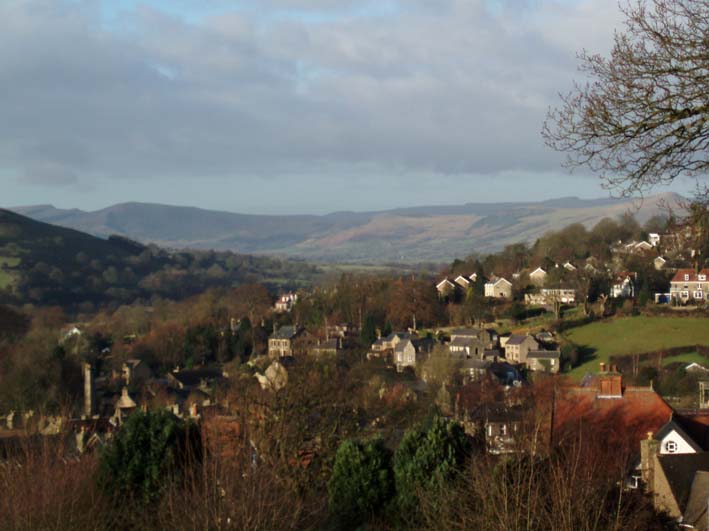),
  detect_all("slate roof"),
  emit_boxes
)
[450,336,480,348]
[271,325,299,340]
[684,471,709,527]
[527,350,560,359]
[506,334,531,346]
[658,452,709,512]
